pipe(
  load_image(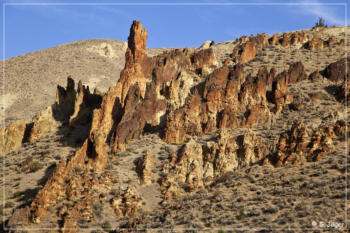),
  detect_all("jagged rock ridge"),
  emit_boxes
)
[5,21,349,231]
